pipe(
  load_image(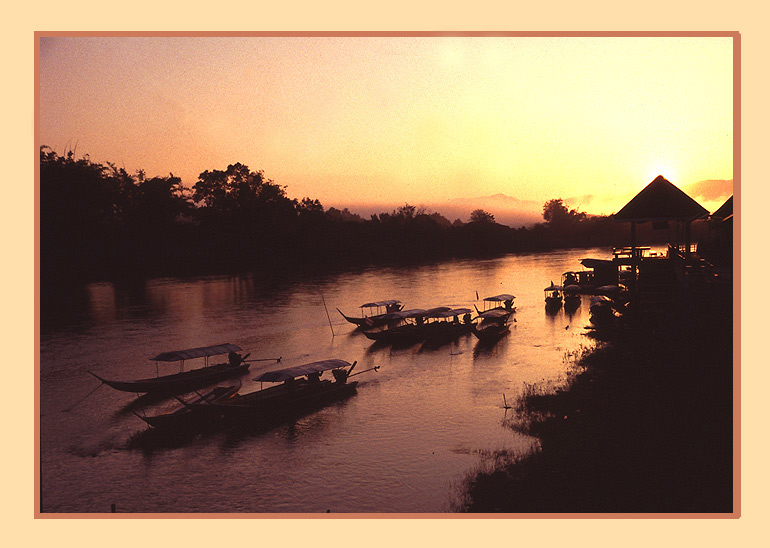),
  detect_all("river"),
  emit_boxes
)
[39,247,612,513]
